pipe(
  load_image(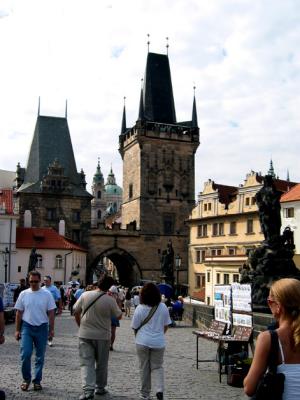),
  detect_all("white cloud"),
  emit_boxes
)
[0,0,299,196]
